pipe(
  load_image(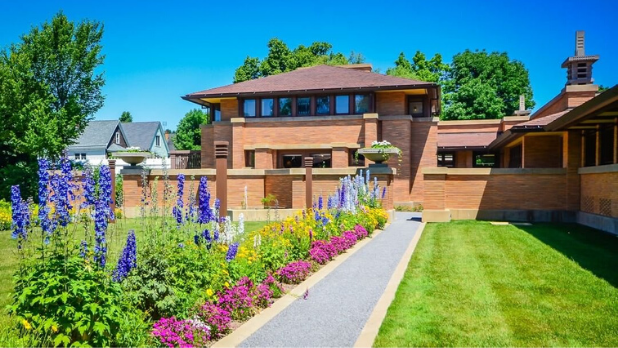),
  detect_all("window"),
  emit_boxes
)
[473,152,497,168]
[355,94,370,114]
[335,95,349,114]
[81,153,87,160]
[245,150,255,168]
[350,150,365,166]
[156,135,161,147]
[600,125,614,165]
[74,154,80,160]
[261,98,274,117]
[279,98,292,116]
[311,153,332,168]
[437,152,454,167]
[282,154,303,168]
[297,97,311,116]
[212,103,221,122]
[115,132,120,144]
[243,99,256,117]
[409,99,424,117]
[316,96,330,115]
